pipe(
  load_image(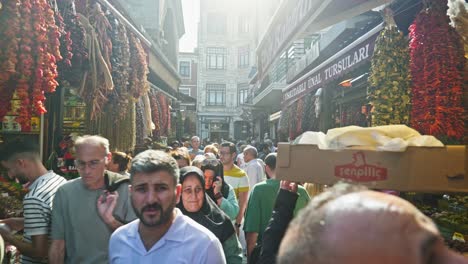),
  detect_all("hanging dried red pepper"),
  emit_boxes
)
[150,91,161,138]
[409,0,465,142]
[15,0,35,130]
[0,0,21,120]
[128,33,149,100]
